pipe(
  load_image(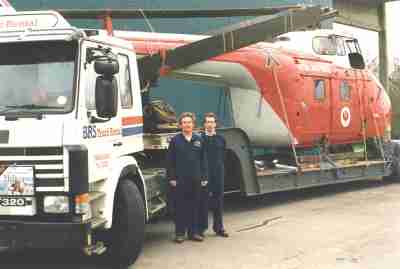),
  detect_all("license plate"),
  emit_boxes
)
[0,166,34,195]
[0,197,31,207]
[0,166,36,215]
